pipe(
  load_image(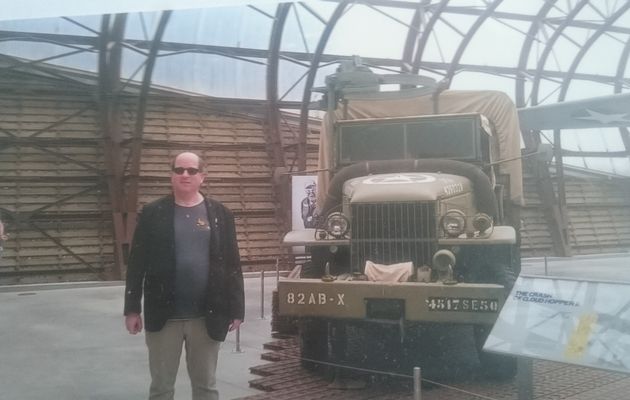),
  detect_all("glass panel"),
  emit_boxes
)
[339,123,405,163]
[407,118,478,160]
